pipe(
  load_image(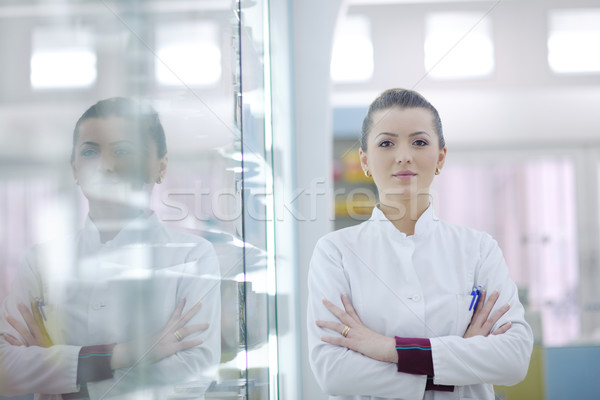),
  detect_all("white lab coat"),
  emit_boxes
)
[0,212,221,399]
[307,206,533,400]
